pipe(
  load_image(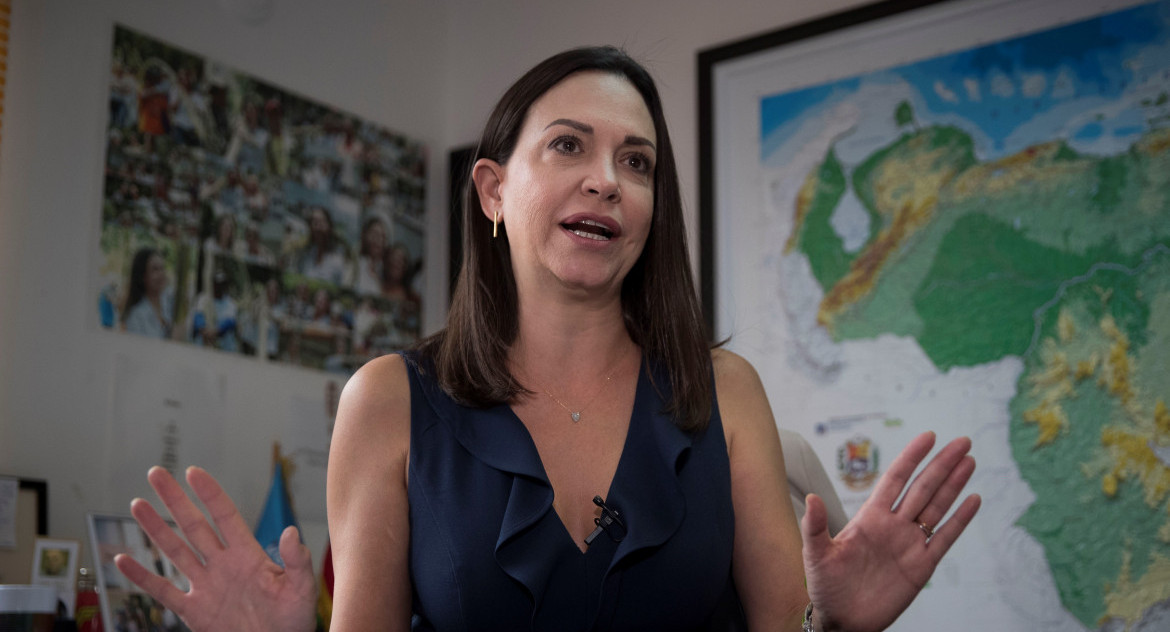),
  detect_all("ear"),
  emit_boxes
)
[471,158,505,223]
